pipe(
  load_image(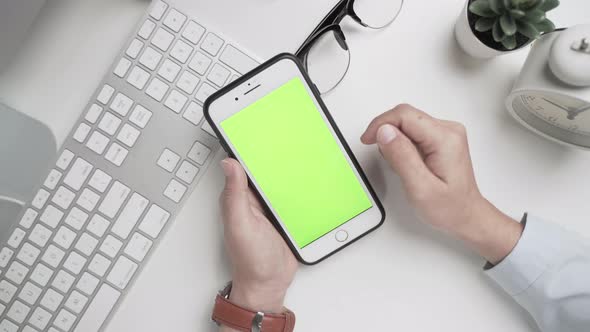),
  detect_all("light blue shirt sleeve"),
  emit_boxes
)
[485,214,590,332]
